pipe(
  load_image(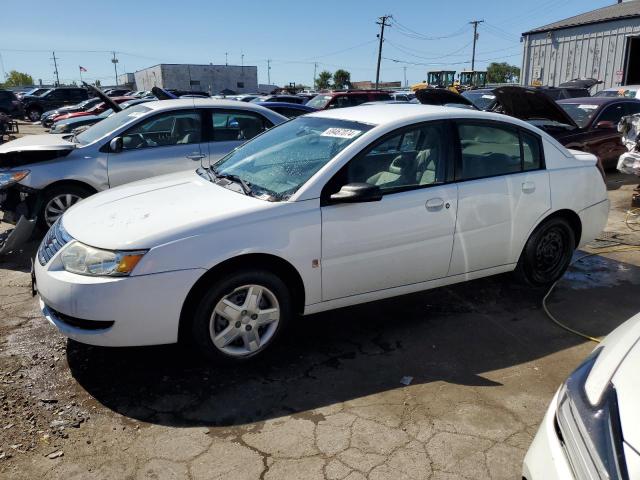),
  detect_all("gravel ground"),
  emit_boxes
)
[0,124,639,479]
